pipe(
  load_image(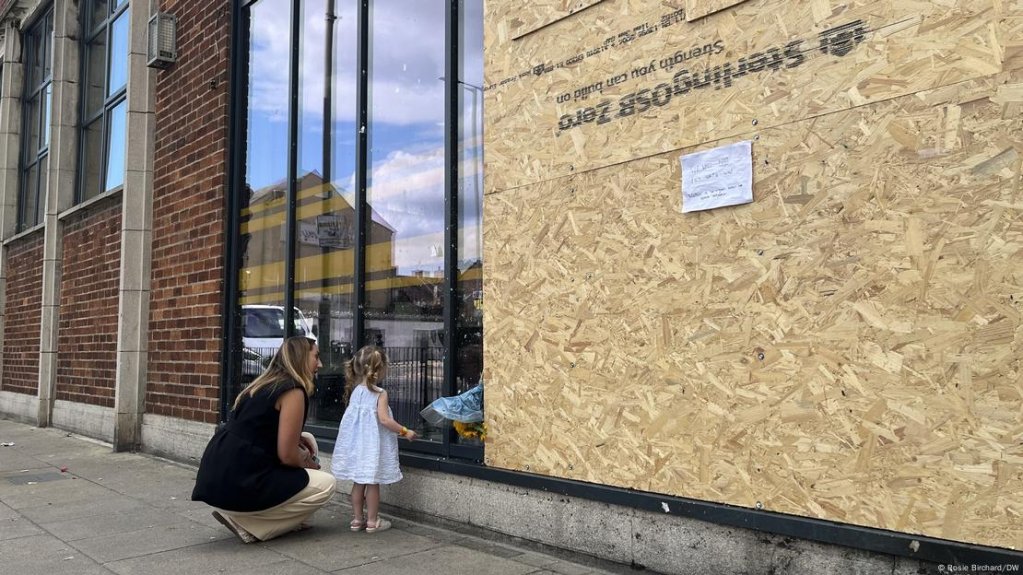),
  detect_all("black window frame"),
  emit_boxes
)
[18,6,54,232]
[76,0,131,203]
